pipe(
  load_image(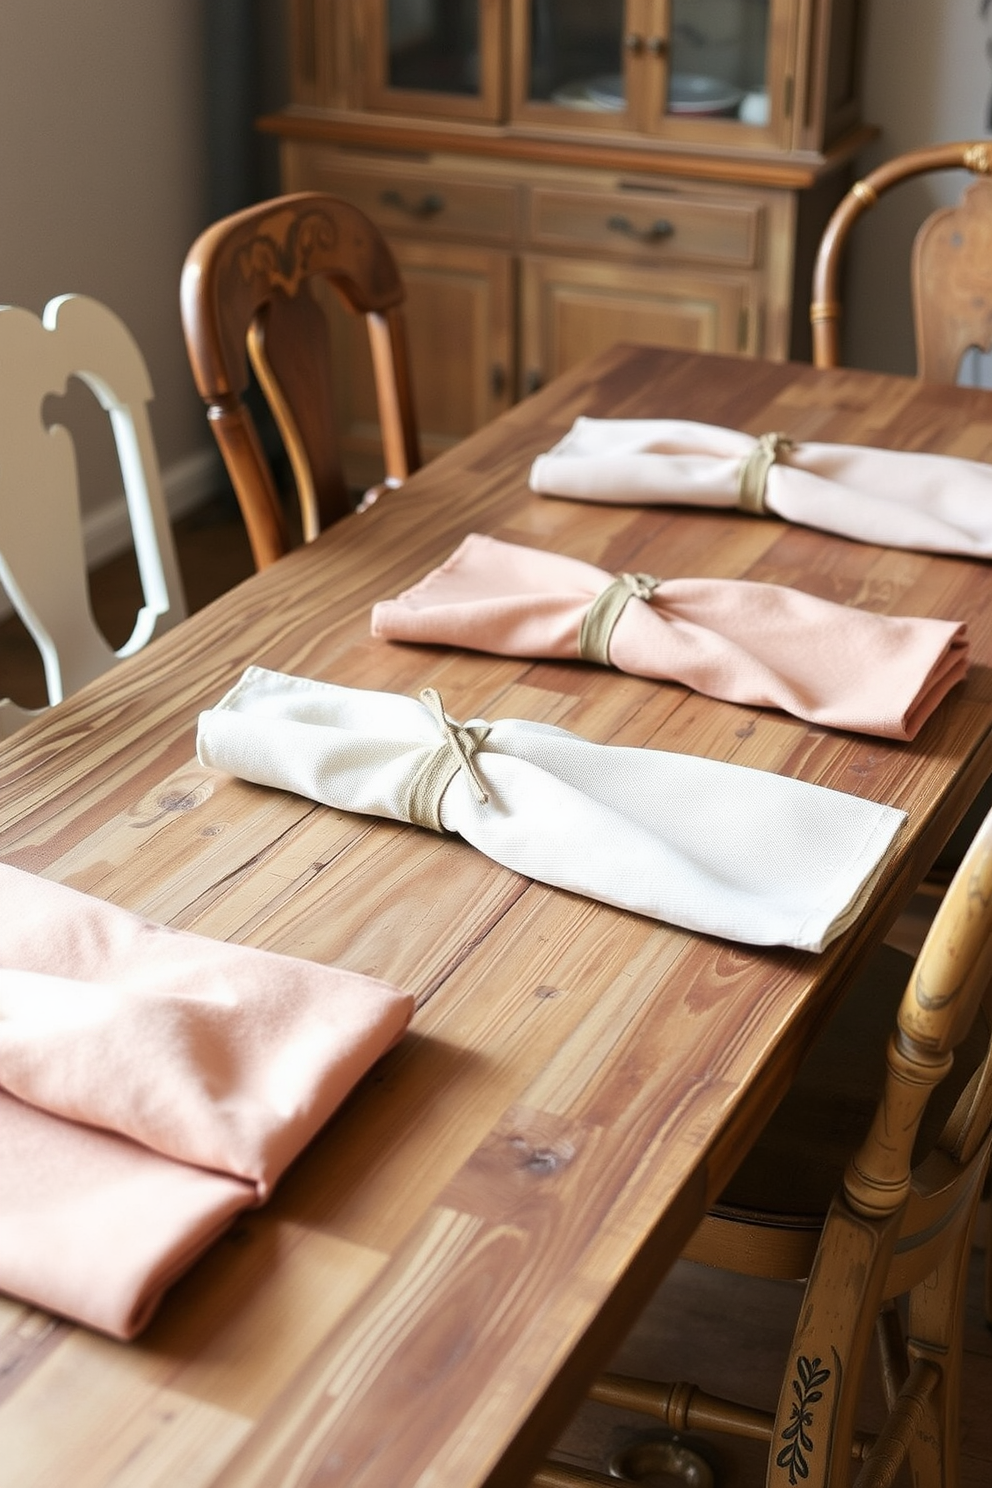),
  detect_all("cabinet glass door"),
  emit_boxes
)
[512,0,788,144]
[366,1,503,119]
[665,0,771,130]
[386,0,478,94]
[522,0,628,123]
